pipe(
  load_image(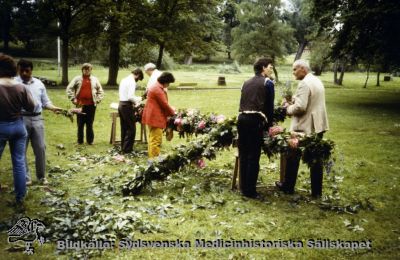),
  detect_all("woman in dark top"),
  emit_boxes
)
[0,53,35,205]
